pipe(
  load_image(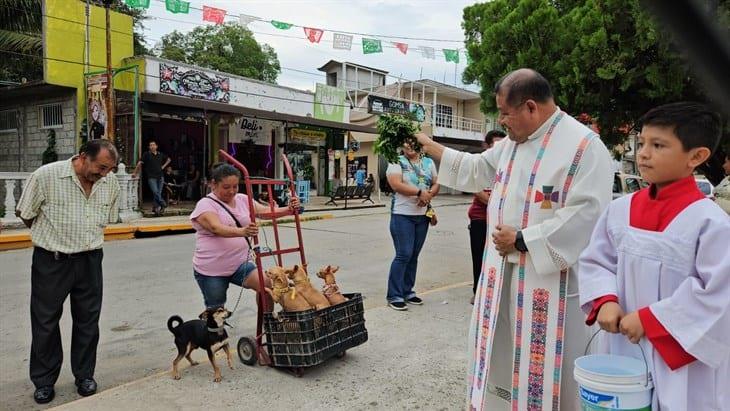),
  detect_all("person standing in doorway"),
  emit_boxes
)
[133,140,170,216]
[15,140,120,404]
[467,129,506,304]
